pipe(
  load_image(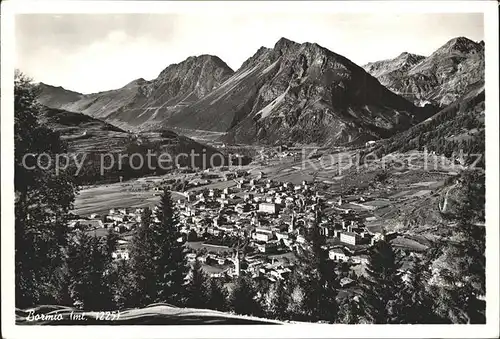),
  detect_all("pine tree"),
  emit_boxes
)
[105,228,119,256]
[263,280,290,320]
[102,228,128,309]
[230,275,263,317]
[129,207,158,305]
[360,239,404,324]
[109,259,138,310]
[429,220,485,323]
[287,278,308,321]
[206,278,228,312]
[337,296,363,324]
[294,212,338,323]
[399,257,441,323]
[185,261,209,308]
[14,71,76,307]
[153,189,189,305]
[66,230,113,310]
